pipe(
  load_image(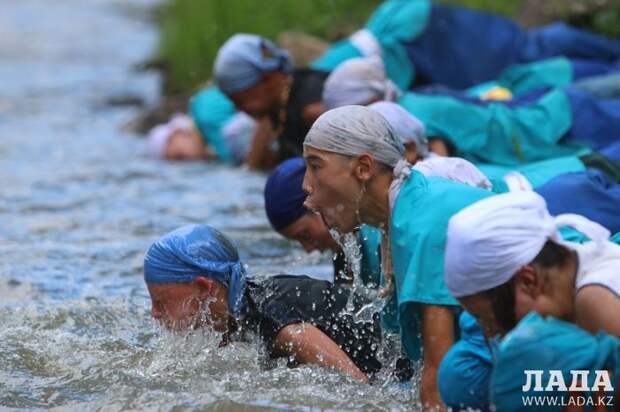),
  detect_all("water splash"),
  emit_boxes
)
[0,299,415,409]
[329,229,387,323]
[0,0,417,408]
